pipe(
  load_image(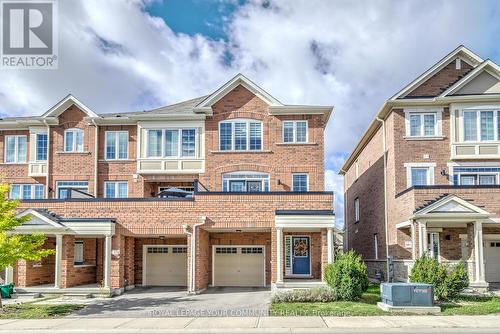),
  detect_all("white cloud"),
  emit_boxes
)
[1,0,499,215]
